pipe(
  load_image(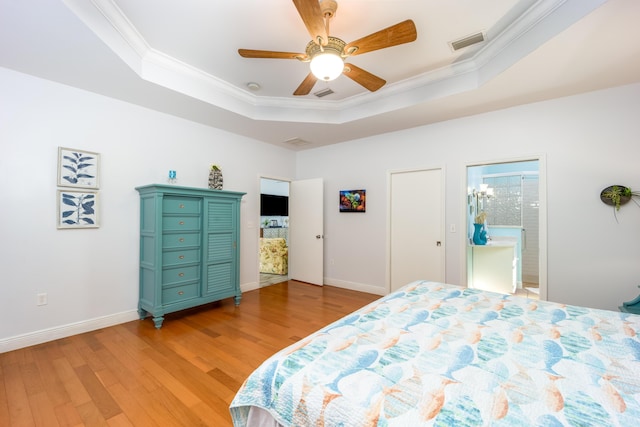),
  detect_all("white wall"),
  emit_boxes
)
[0,68,296,351]
[3,66,639,353]
[297,83,640,311]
